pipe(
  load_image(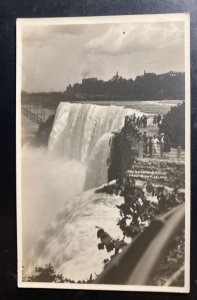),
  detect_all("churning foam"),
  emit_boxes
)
[22,102,146,280]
